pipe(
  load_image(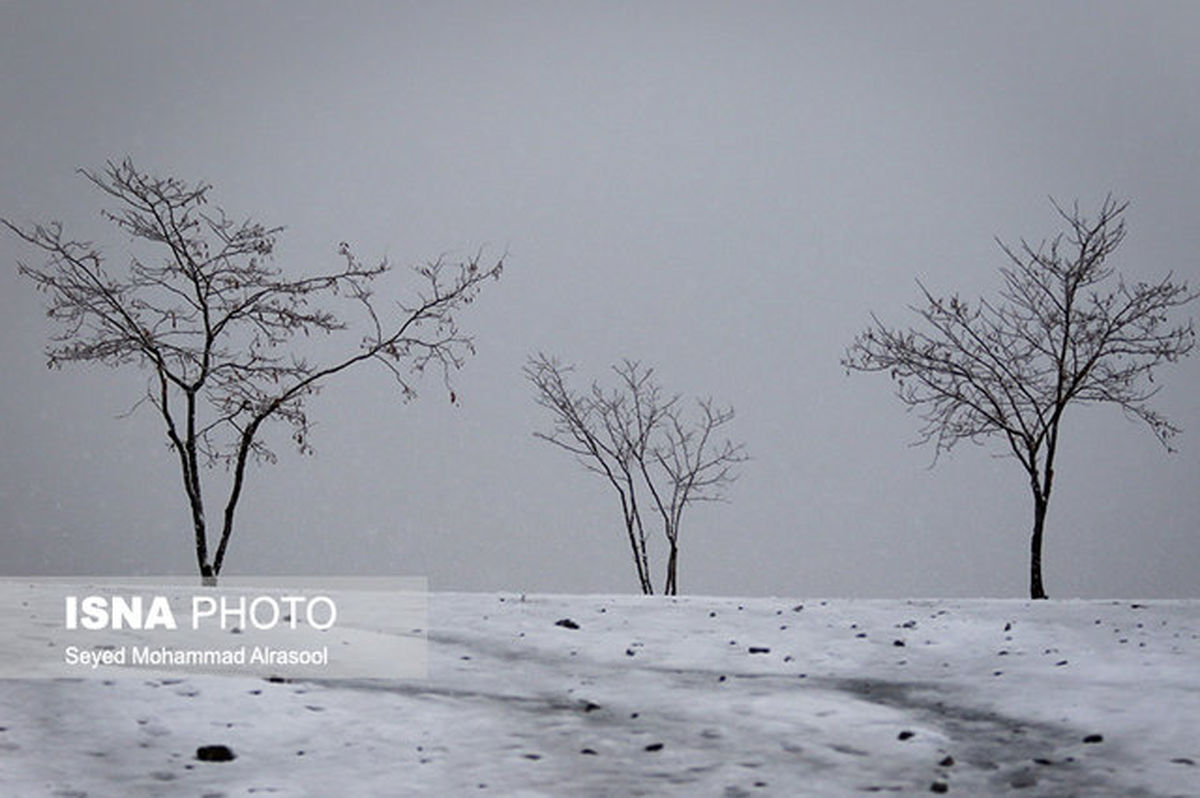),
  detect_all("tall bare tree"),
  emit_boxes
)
[4,159,503,583]
[843,197,1196,598]
[525,354,745,594]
